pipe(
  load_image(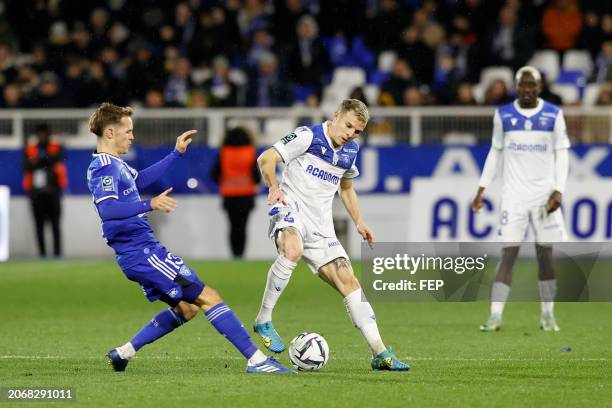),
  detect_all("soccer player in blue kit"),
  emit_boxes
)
[87,102,292,374]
